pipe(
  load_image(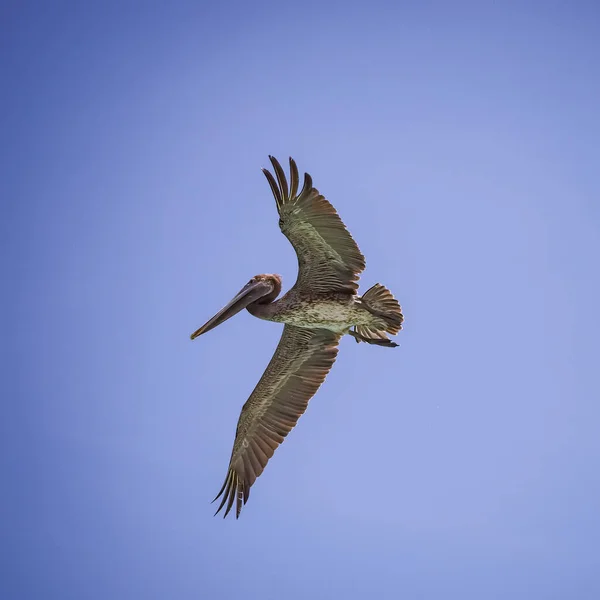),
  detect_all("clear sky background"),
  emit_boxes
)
[3,1,600,598]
